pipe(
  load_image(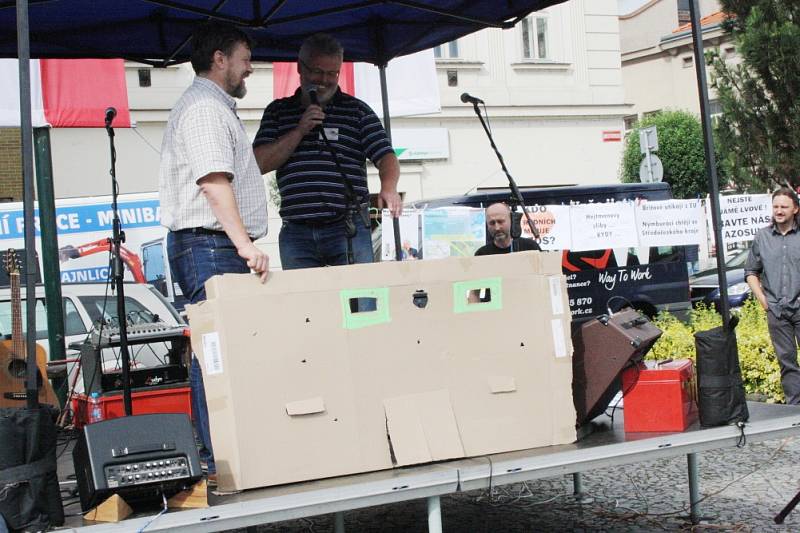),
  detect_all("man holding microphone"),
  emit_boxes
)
[253,33,401,269]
